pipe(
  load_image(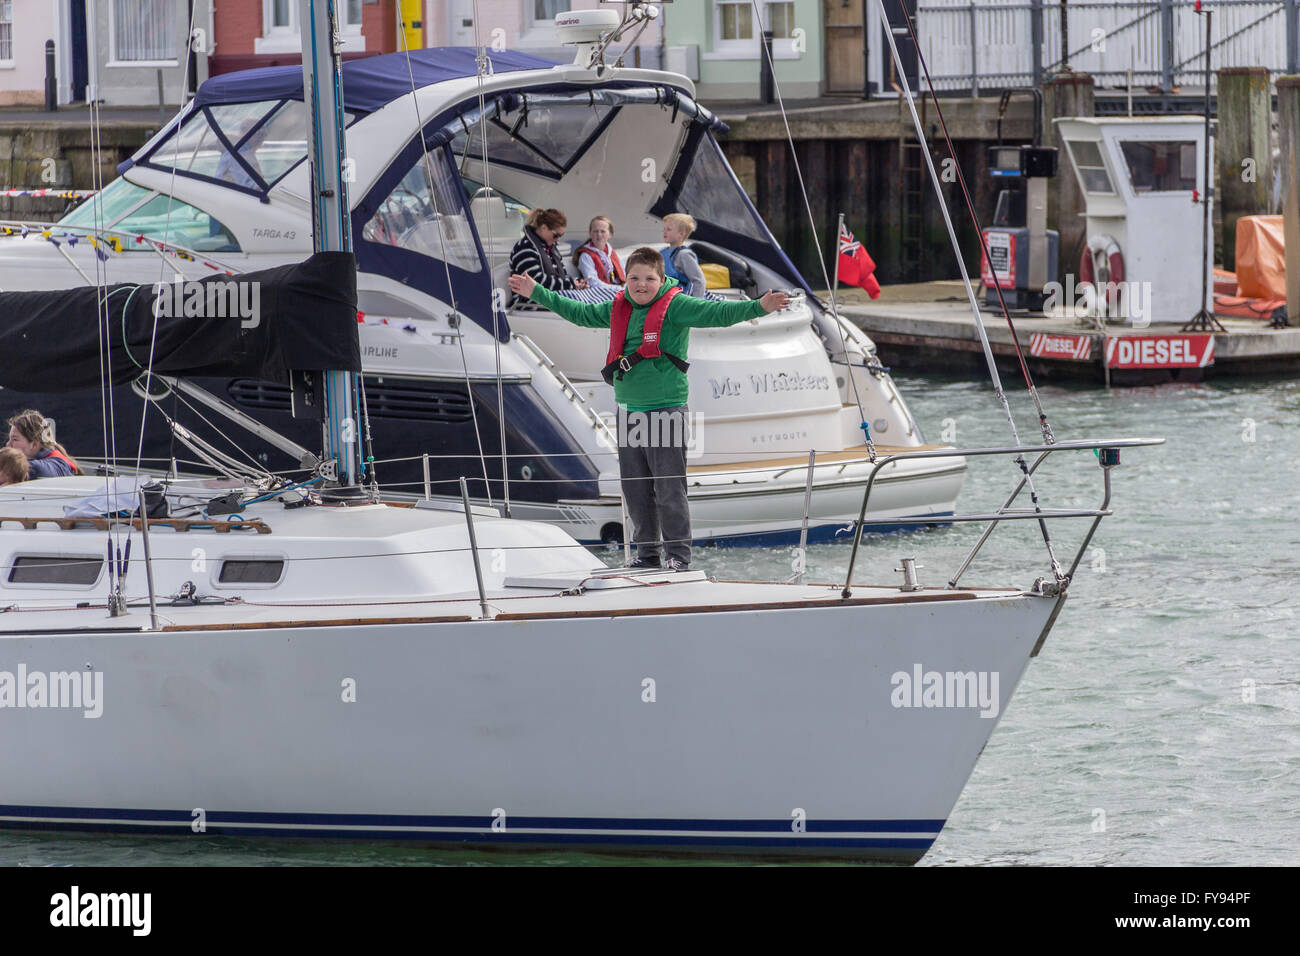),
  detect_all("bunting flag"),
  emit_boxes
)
[0,220,237,275]
[0,189,97,199]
